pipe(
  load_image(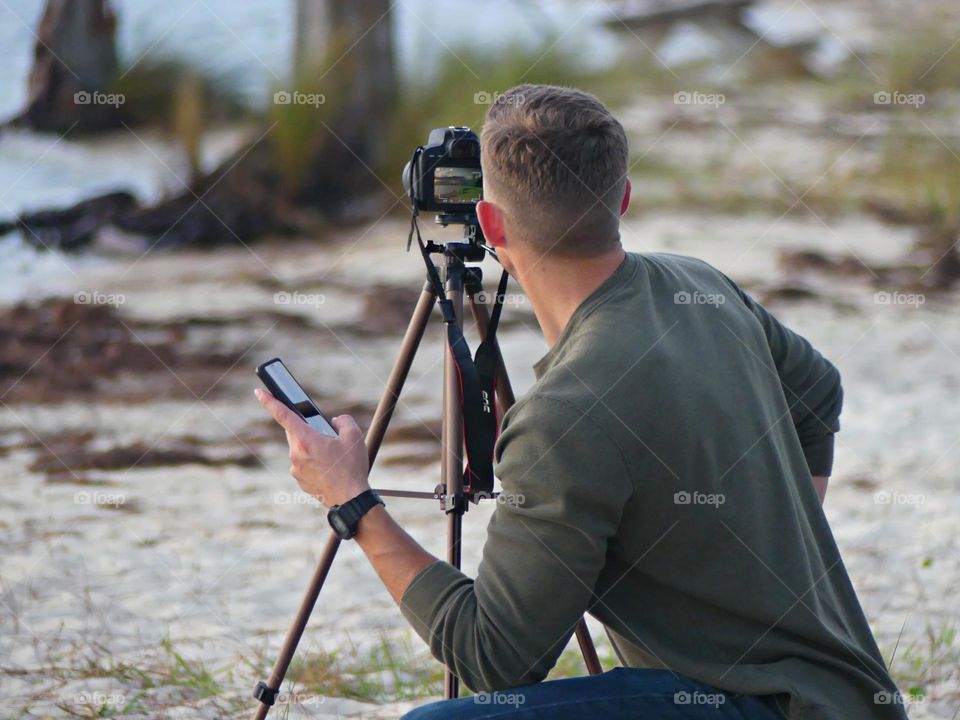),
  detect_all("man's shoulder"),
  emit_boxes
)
[578,252,741,317]
[522,252,750,413]
[638,251,735,288]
